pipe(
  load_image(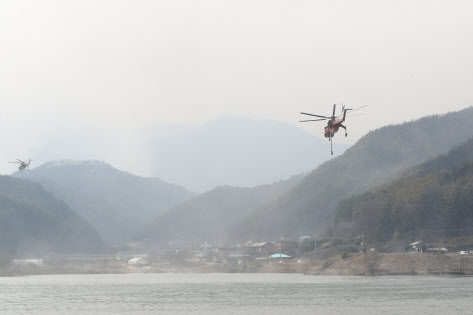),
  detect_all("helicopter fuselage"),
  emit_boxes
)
[324,118,345,138]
